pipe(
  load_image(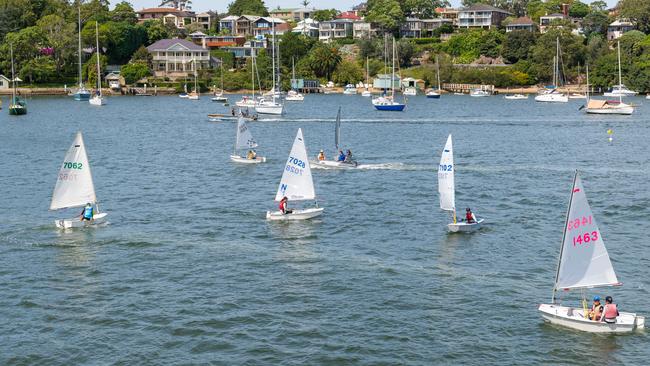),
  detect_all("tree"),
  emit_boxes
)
[589,0,607,12]
[82,52,108,87]
[19,56,57,83]
[582,11,609,39]
[301,0,309,6]
[618,0,650,34]
[502,30,536,63]
[478,30,504,59]
[312,9,338,21]
[227,0,269,16]
[332,60,363,85]
[121,62,150,84]
[397,39,416,67]
[365,0,403,32]
[130,45,152,67]
[308,43,341,80]
[279,32,313,67]
[442,30,483,63]
[568,1,589,18]
[37,14,76,74]
[529,29,586,83]
[143,20,177,44]
[112,1,137,24]
[184,22,205,34]
[98,21,147,64]
[402,0,449,19]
